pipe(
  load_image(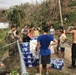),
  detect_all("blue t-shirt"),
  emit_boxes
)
[37,34,54,56]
